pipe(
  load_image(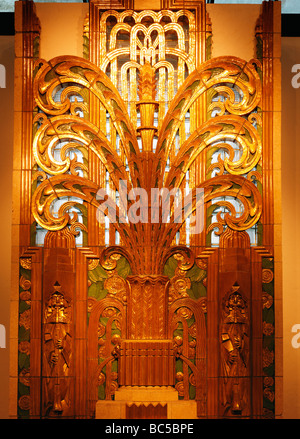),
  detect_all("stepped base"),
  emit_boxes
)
[95,386,198,419]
